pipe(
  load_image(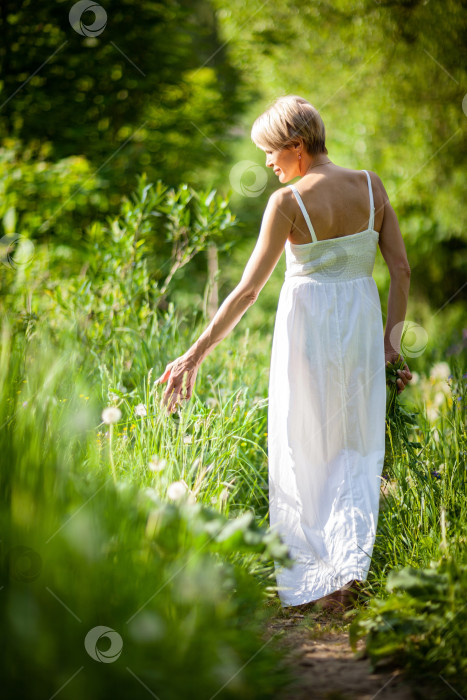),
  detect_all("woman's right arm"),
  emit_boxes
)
[373,173,413,393]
